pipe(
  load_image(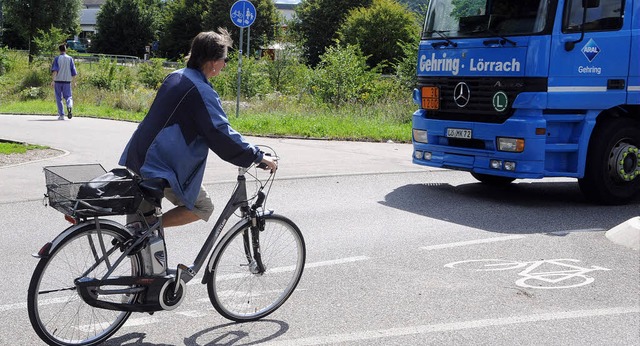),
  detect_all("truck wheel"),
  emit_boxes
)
[578,117,640,205]
[471,172,515,185]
